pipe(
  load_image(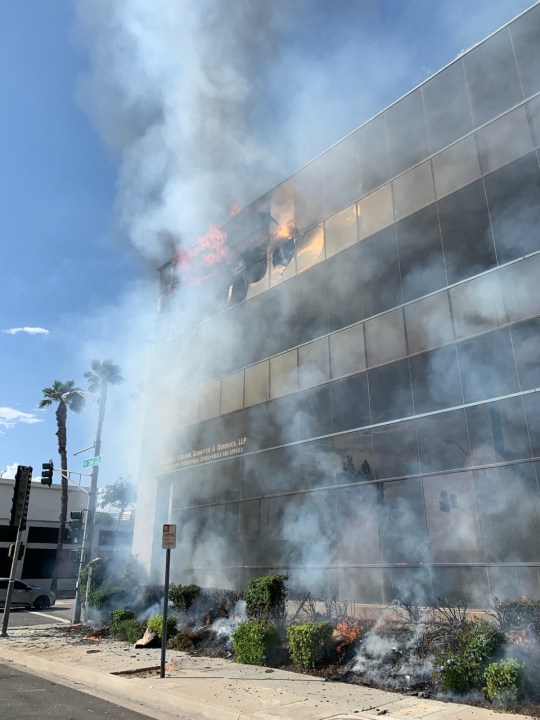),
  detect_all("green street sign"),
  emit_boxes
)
[83,456,102,468]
